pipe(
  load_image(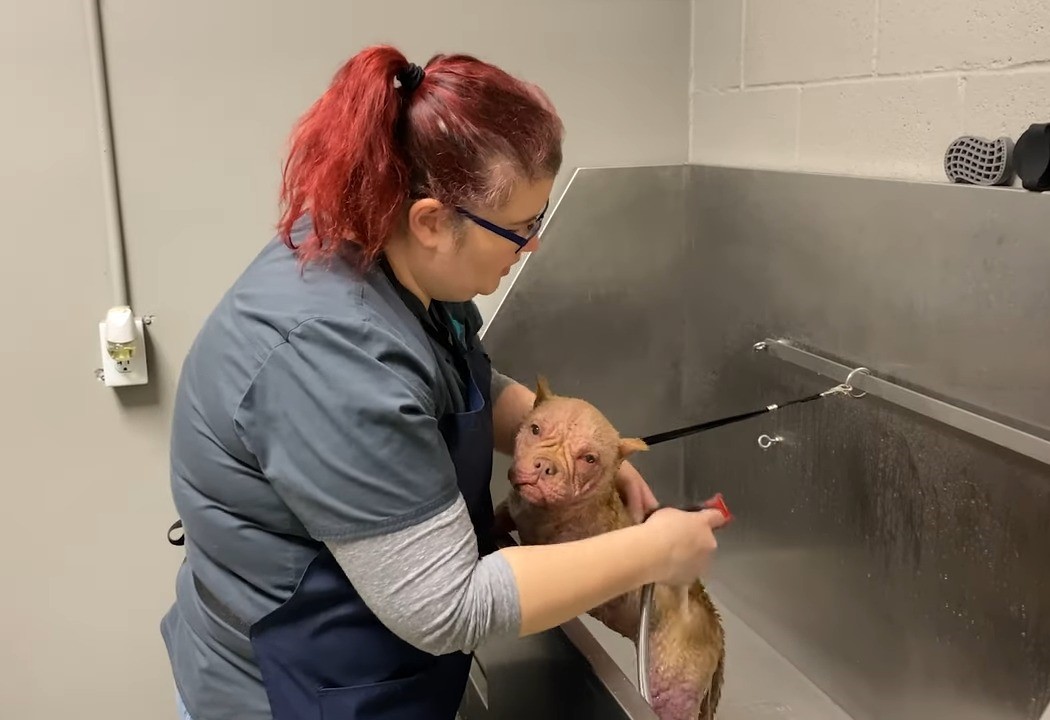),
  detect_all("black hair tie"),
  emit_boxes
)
[396,63,426,94]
